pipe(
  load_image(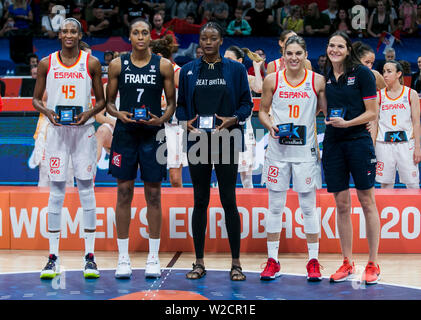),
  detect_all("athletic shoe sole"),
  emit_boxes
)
[363,274,381,285]
[260,271,282,281]
[329,273,355,283]
[115,273,132,279]
[40,271,60,280]
[84,271,100,279]
[145,272,161,278]
[307,275,323,282]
